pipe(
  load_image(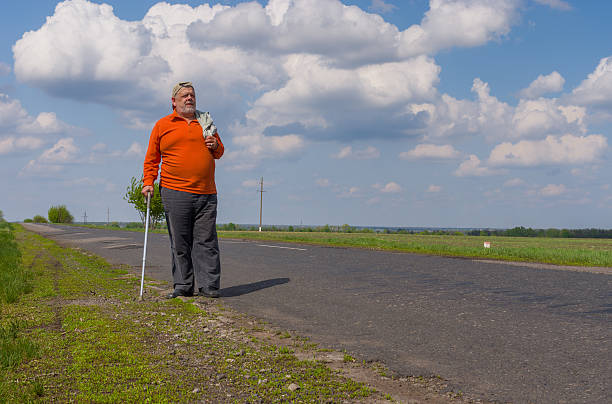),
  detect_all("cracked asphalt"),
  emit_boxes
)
[23,223,612,404]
